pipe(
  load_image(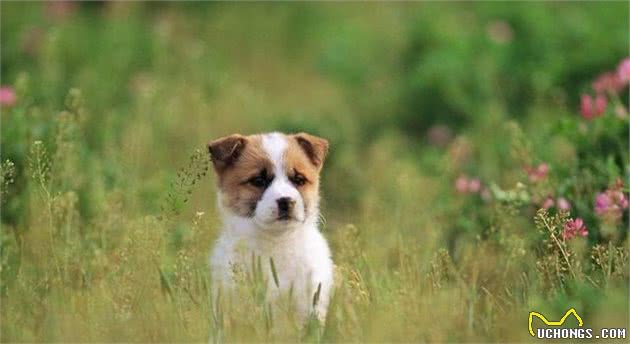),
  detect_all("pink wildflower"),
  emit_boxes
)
[468,178,481,193]
[592,72,623,94]
[542,197,555,210]
[618,58,630,84]
[595,192,611,215]
[562,218,588,240]
[0,86,16,106]
[526,163,549,183]
[455,176,469,193]
[556,197,571,211]
[581,94,606,119]
[594,94,607,116]
[581,94,594,120]
[455,175,485,195]
[595,188,628,223]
